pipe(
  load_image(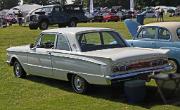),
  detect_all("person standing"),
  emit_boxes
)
[155,9,160,22]
[159,8,164,22]
[17,10,23,26]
